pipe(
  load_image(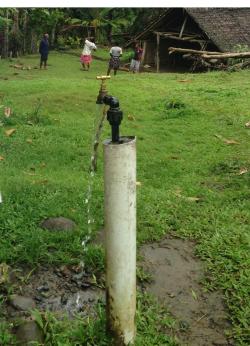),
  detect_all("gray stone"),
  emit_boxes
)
[40,217,76,231]
[10,295,36,311]
[15,321,44,345]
